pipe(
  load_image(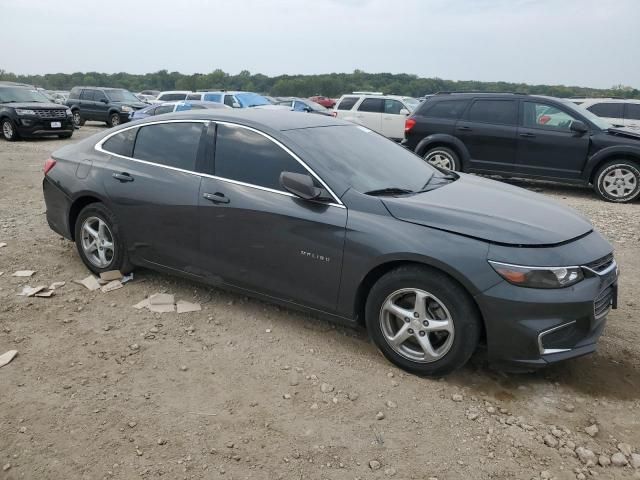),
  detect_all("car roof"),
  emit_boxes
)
[71,86,128,91]
[130,108,351,131]
[158,90,191,94]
